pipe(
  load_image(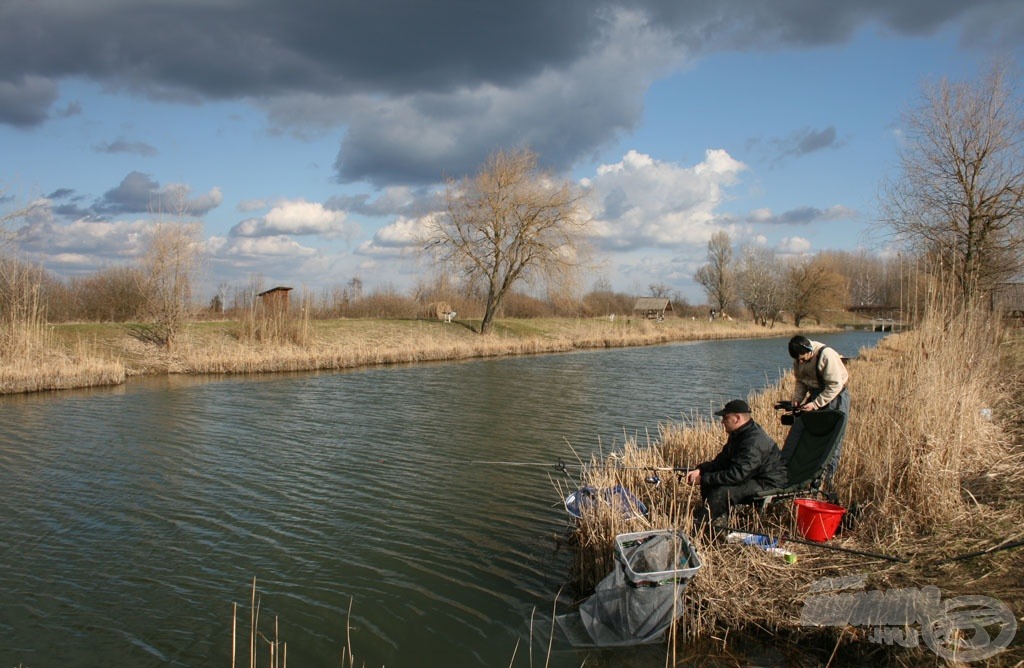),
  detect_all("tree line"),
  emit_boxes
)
[693,232,907,327]
[1,60,1022,347]
[699,60,1024,325]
